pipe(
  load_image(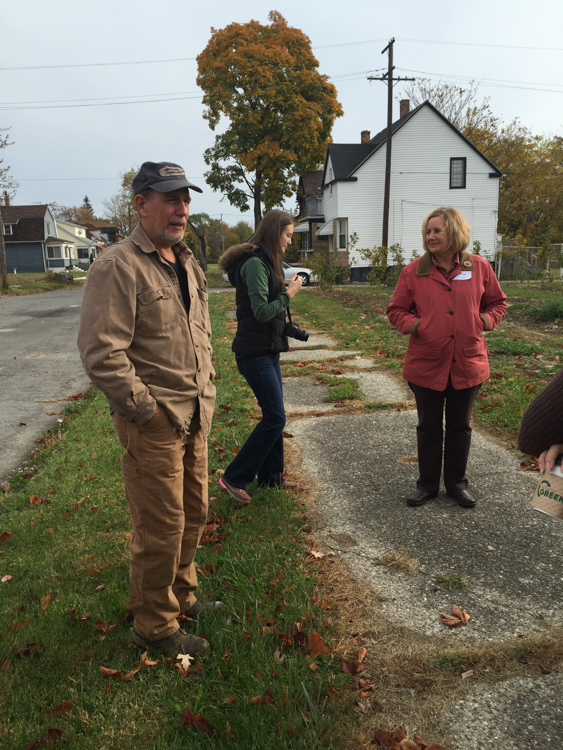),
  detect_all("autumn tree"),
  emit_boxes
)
[197,11,343,226]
